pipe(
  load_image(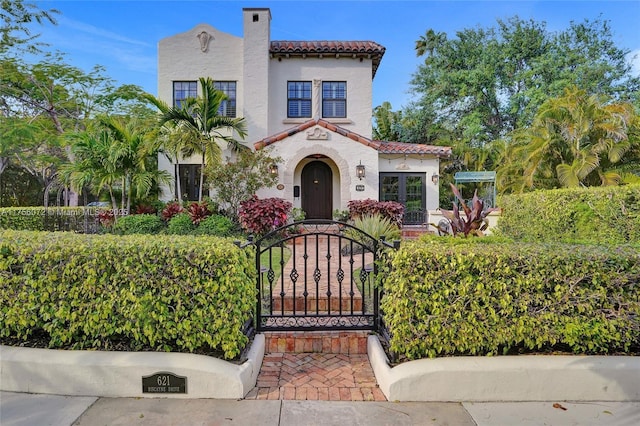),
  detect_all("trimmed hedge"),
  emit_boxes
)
[0,230,256,359]
[381,237,640,360]
[112,214,164,235]
[495,185,640,244]
[0,207,96,233]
